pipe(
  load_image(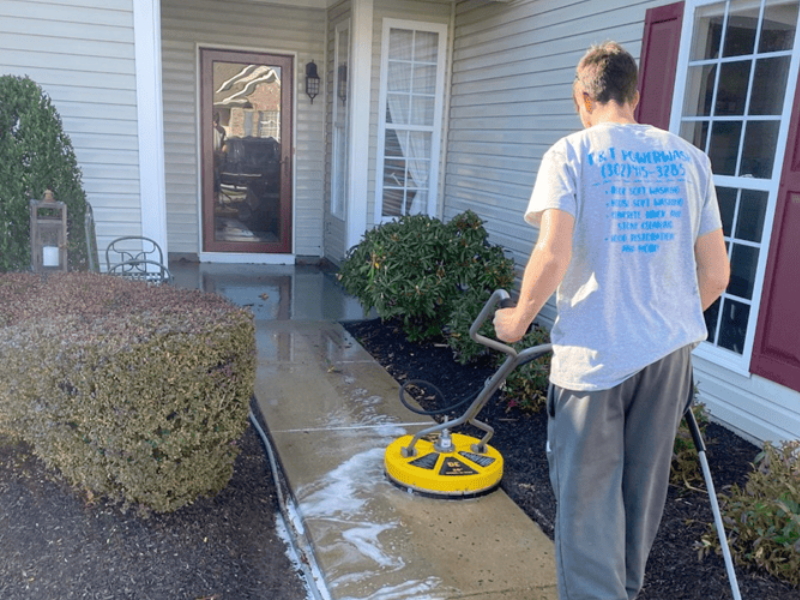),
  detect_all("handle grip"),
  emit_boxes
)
[469,290,517,356]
